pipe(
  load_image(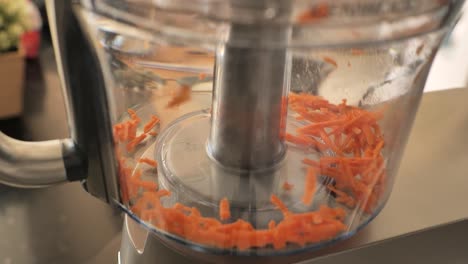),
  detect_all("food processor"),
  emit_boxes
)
[0,0,464,263]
